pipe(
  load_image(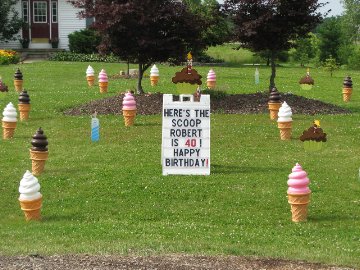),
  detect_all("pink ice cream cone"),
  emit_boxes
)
[122,91,137,126]
[206,69,216,89]
[98,69,108,93]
